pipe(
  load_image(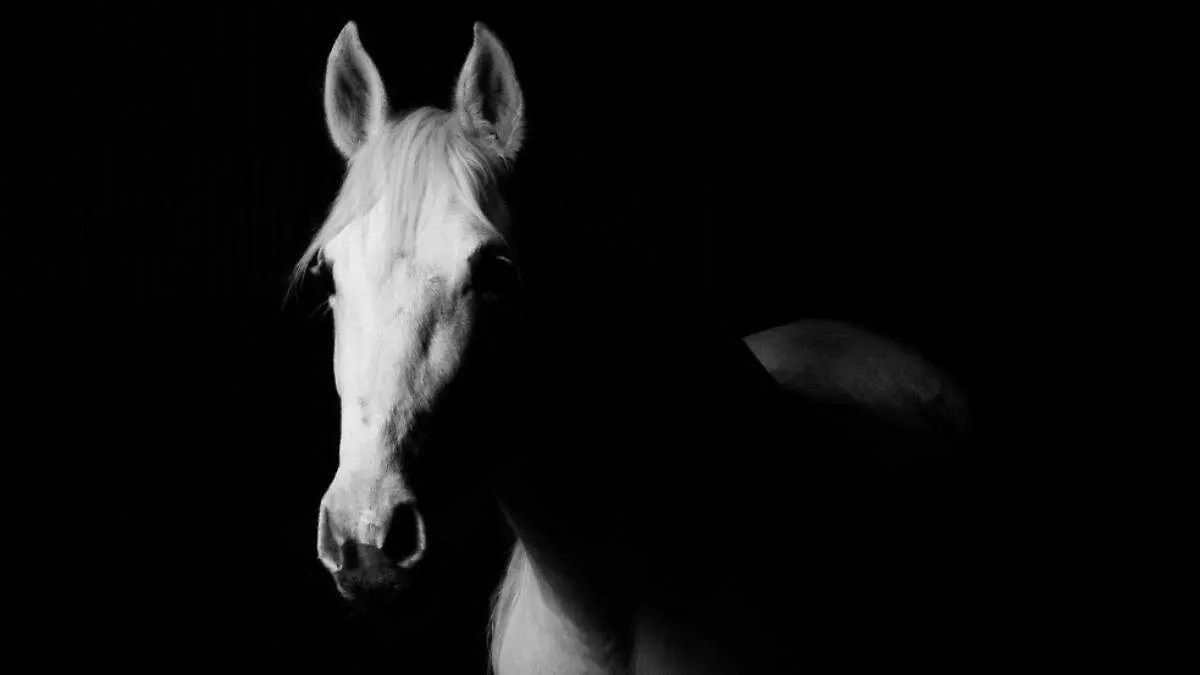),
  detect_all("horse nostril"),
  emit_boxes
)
[339,540,361,570]
[381,503,426,567]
